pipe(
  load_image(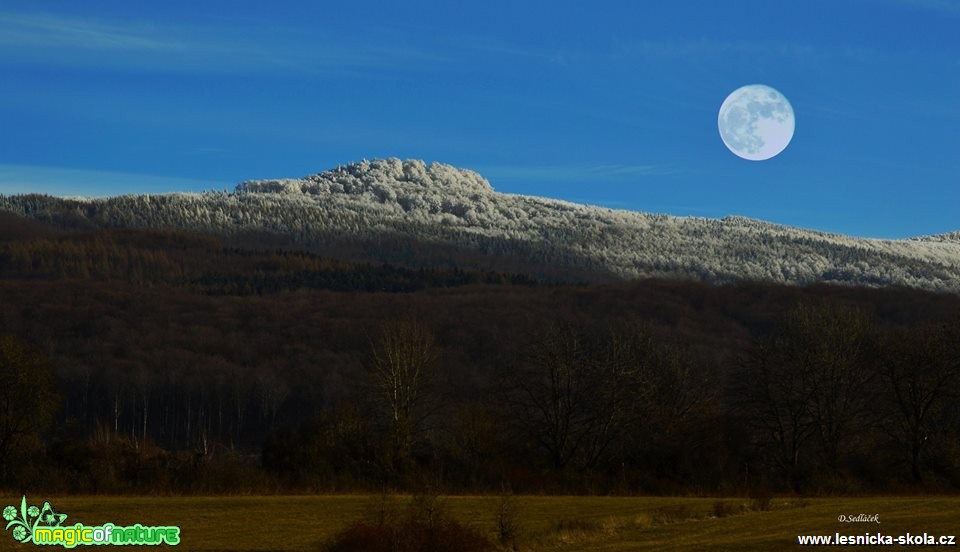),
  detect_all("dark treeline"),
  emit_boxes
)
[0,223,537,294]
[1,219,959,496]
